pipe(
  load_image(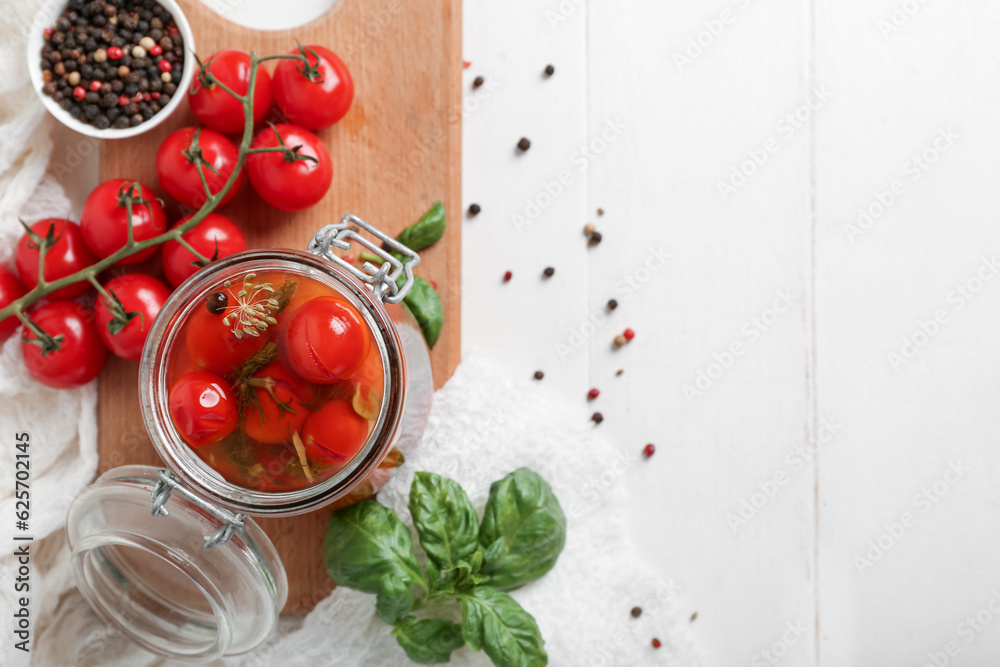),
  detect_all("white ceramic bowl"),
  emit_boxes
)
[26,0,196,139]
